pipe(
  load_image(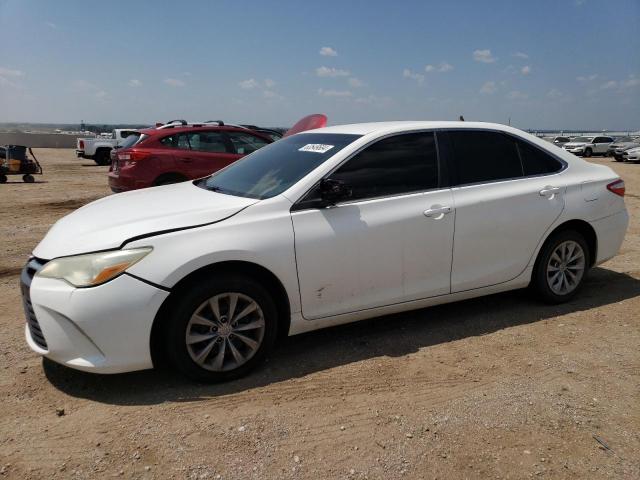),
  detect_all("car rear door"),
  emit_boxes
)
[225,131,271,157]
[441,130,566,293]
[185,130,238,177]
[291,131,455,319]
